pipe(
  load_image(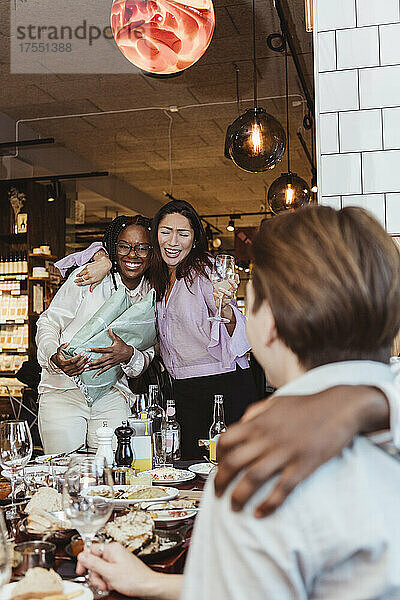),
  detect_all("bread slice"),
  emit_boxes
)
[11,567,63,600]
[25,488,62,514]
